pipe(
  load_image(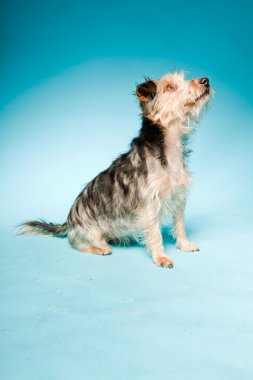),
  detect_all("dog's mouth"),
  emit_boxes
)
[194,88,210,103]
[184,88,211,108]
